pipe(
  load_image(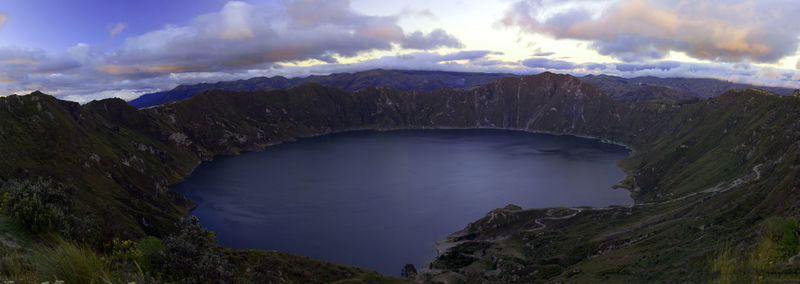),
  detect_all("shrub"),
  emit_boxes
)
[60,213,100,245]
[105,238,142,267]
[137,236,165,271]
[761,217,799,259]
[710,217,800,283]
[161,216,230,281]
[401,263,418,280]
[0,179,70,234]
[0,178,99,243]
